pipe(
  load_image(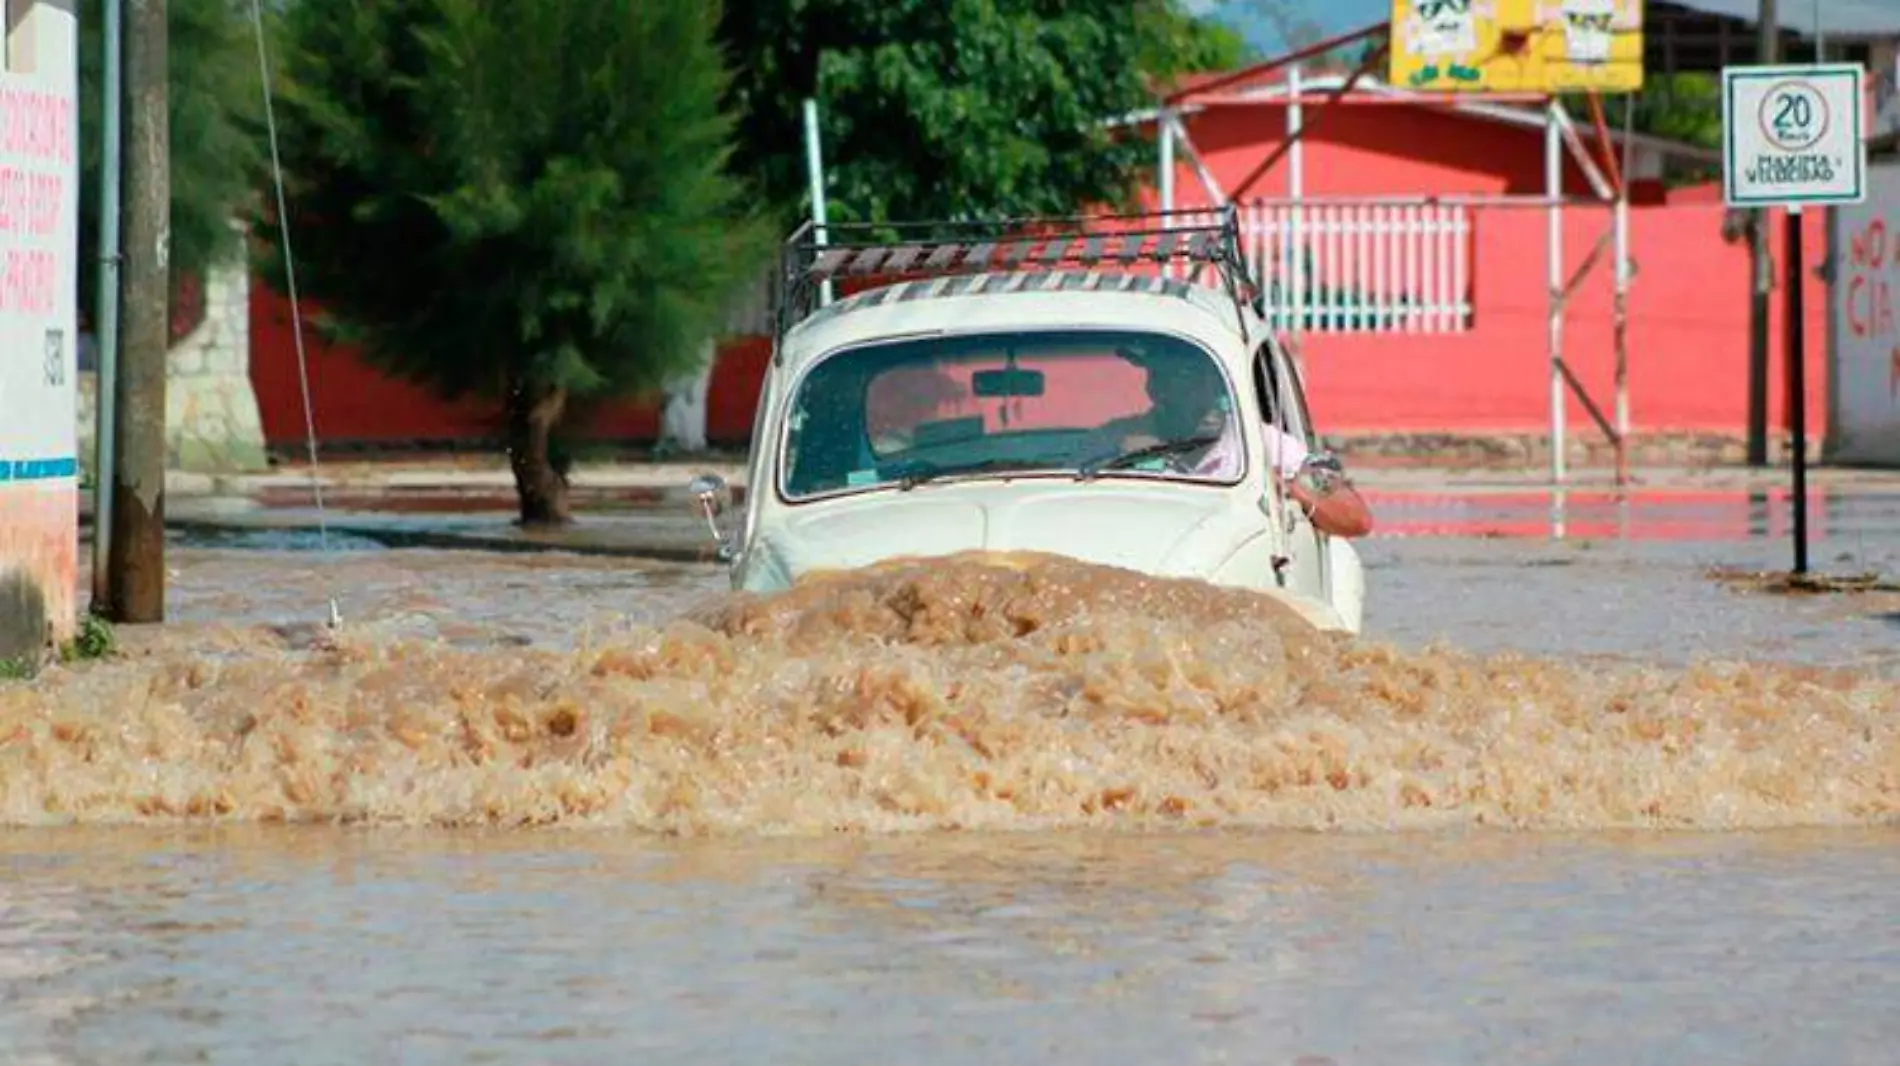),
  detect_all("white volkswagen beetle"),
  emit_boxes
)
[687,210,1366,634]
